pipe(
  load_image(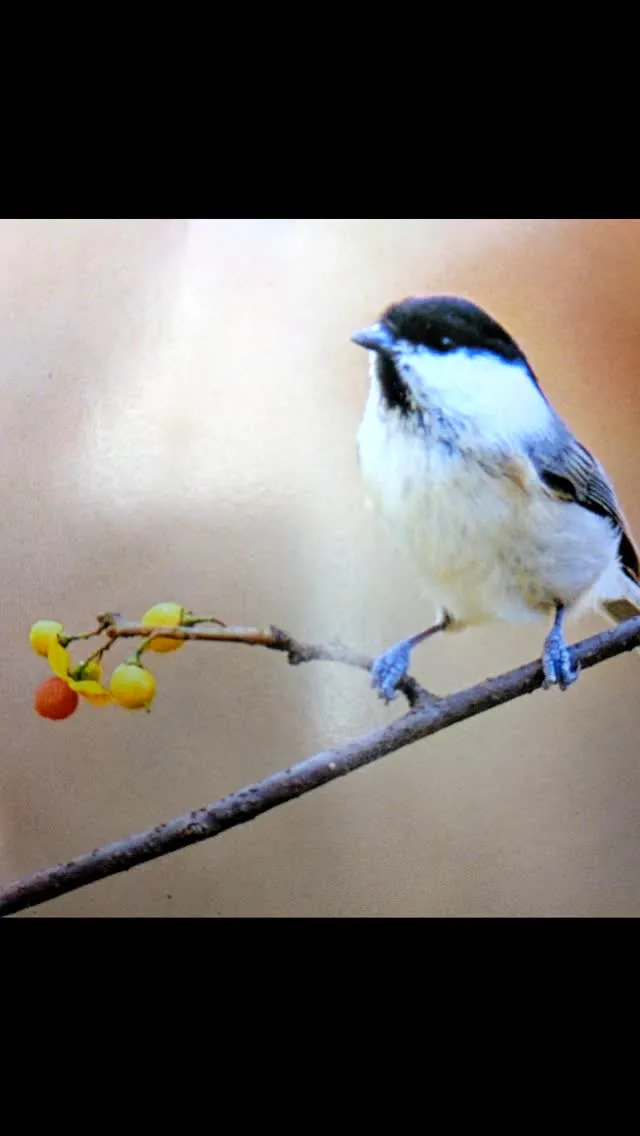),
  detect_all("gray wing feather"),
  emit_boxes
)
[528,433,640,583]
